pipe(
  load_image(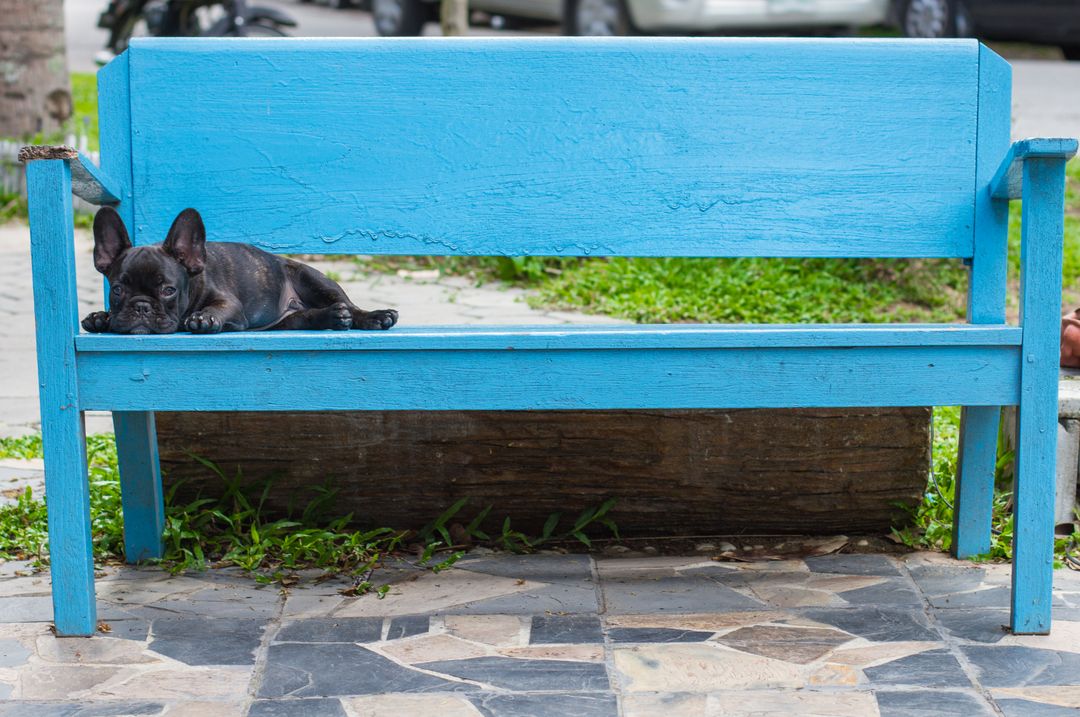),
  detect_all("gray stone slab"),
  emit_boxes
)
[801,607,939,642]
[997,699,1080,716]
[804,554,902,577]
[448,583,600,616]
[0,595,54,622]
[386,616,429,640]
[907,564,988,597]
[864,649,971,688]
[259,643,477,698]
[875,690,995,717]
[962,645,1080,687]
[606,627,715,643]
[0,637,30,667]
[275,618,383,644]
[0,683,10,699]
[248,698,347,717]
[418,656,609,692]
[0,703,165,717]
[529,616,603,644]
[469,693,618,717]
[601,576,765,615]
[458,554,593,584]
[839,579,923,607]
[932,609,1011,643]
[148,618,267,666]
